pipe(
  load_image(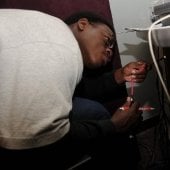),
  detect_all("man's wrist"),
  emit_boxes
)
[114,68,125,84]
